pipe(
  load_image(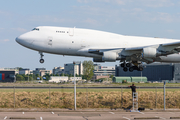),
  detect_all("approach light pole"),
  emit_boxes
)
[73,61,76,110]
